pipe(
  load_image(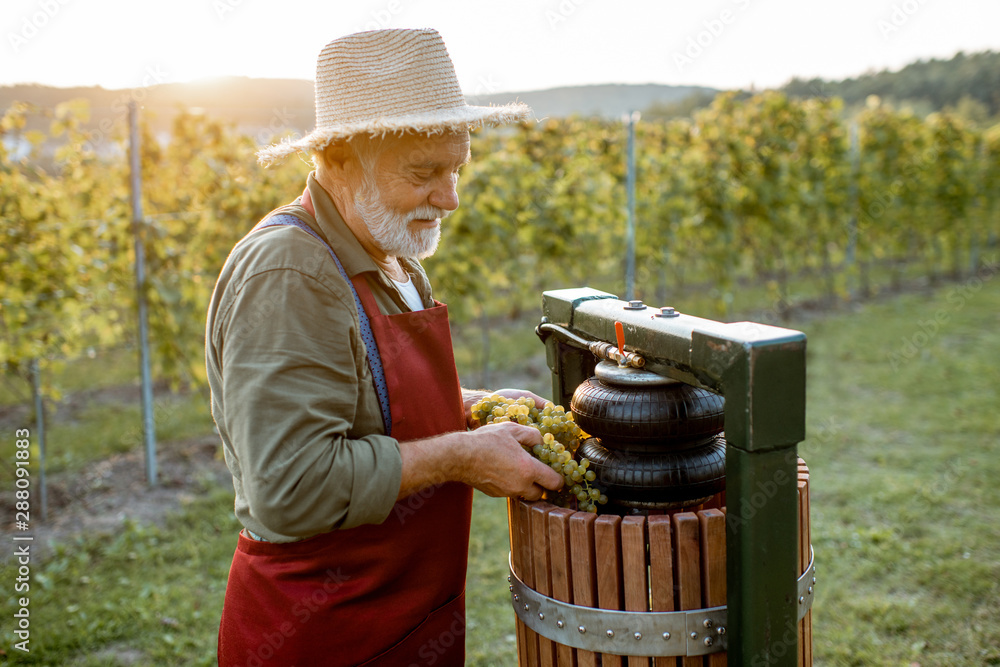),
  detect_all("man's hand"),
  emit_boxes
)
[462,387,552,429]
[459,421,563,500]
